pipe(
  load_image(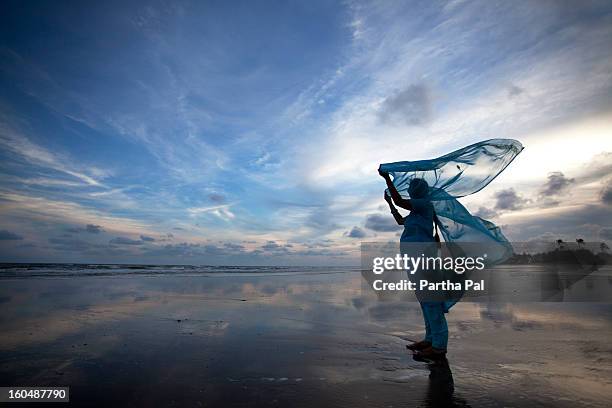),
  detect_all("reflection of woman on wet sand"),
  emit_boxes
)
[380,170,450,361]
[423,358,469,407]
